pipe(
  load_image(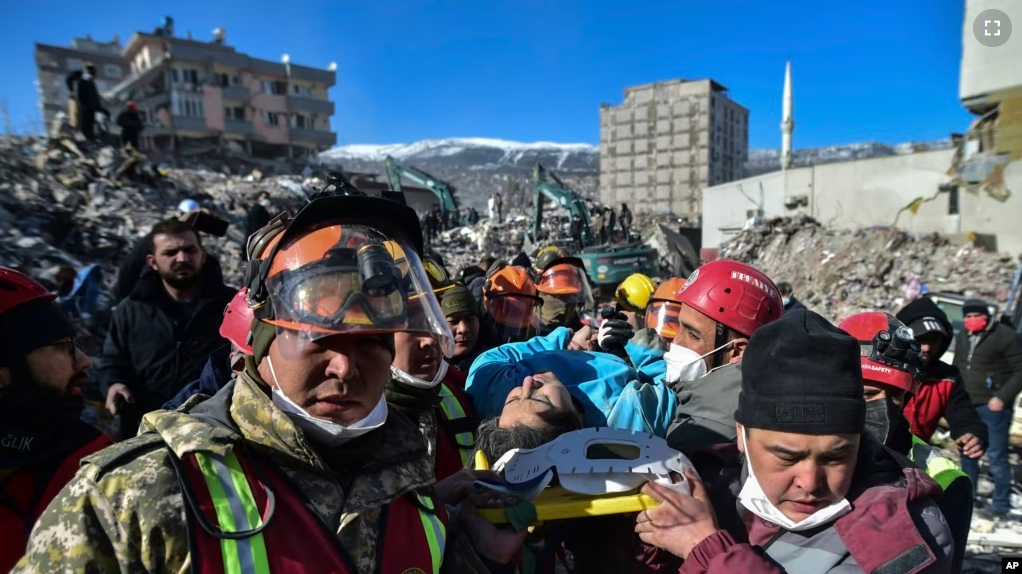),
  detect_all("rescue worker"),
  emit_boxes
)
[839,311,972,573]
[896,298,987,453]
[777,281,806,313]
[442,283,482,371]
[479,261,543,347]
[636,310,954,573]
[0,268,113,573]
[644,276,687,344]
[615,272,656,332]
[386,254,479,480]
[115,101,144,150]
[536,256,594,333]
[953,298,1022,517]
[13,193,524,572]
[65,62,107,142]
[662,260,783,452]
